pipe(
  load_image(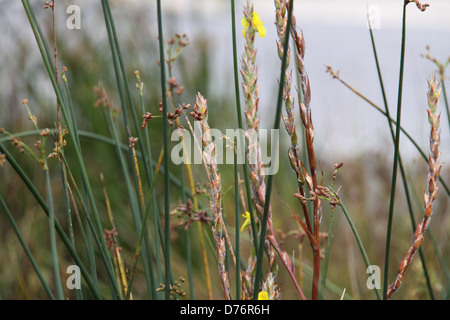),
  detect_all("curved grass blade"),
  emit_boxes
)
[0,143,101,299]
[0,195,55,300]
